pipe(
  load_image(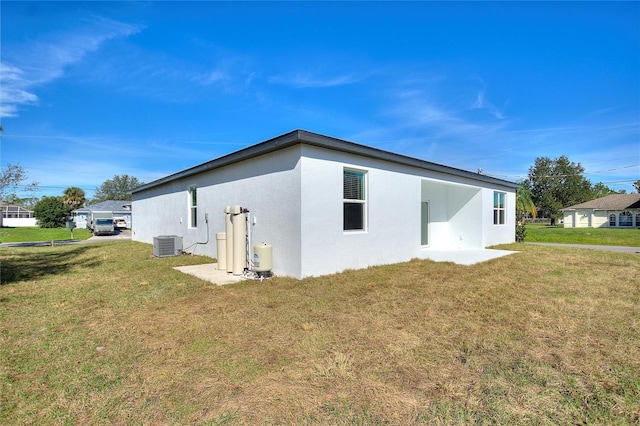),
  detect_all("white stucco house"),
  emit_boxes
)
[131,130,518,279]
[562,194,640,228]
[73,200,132,229]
